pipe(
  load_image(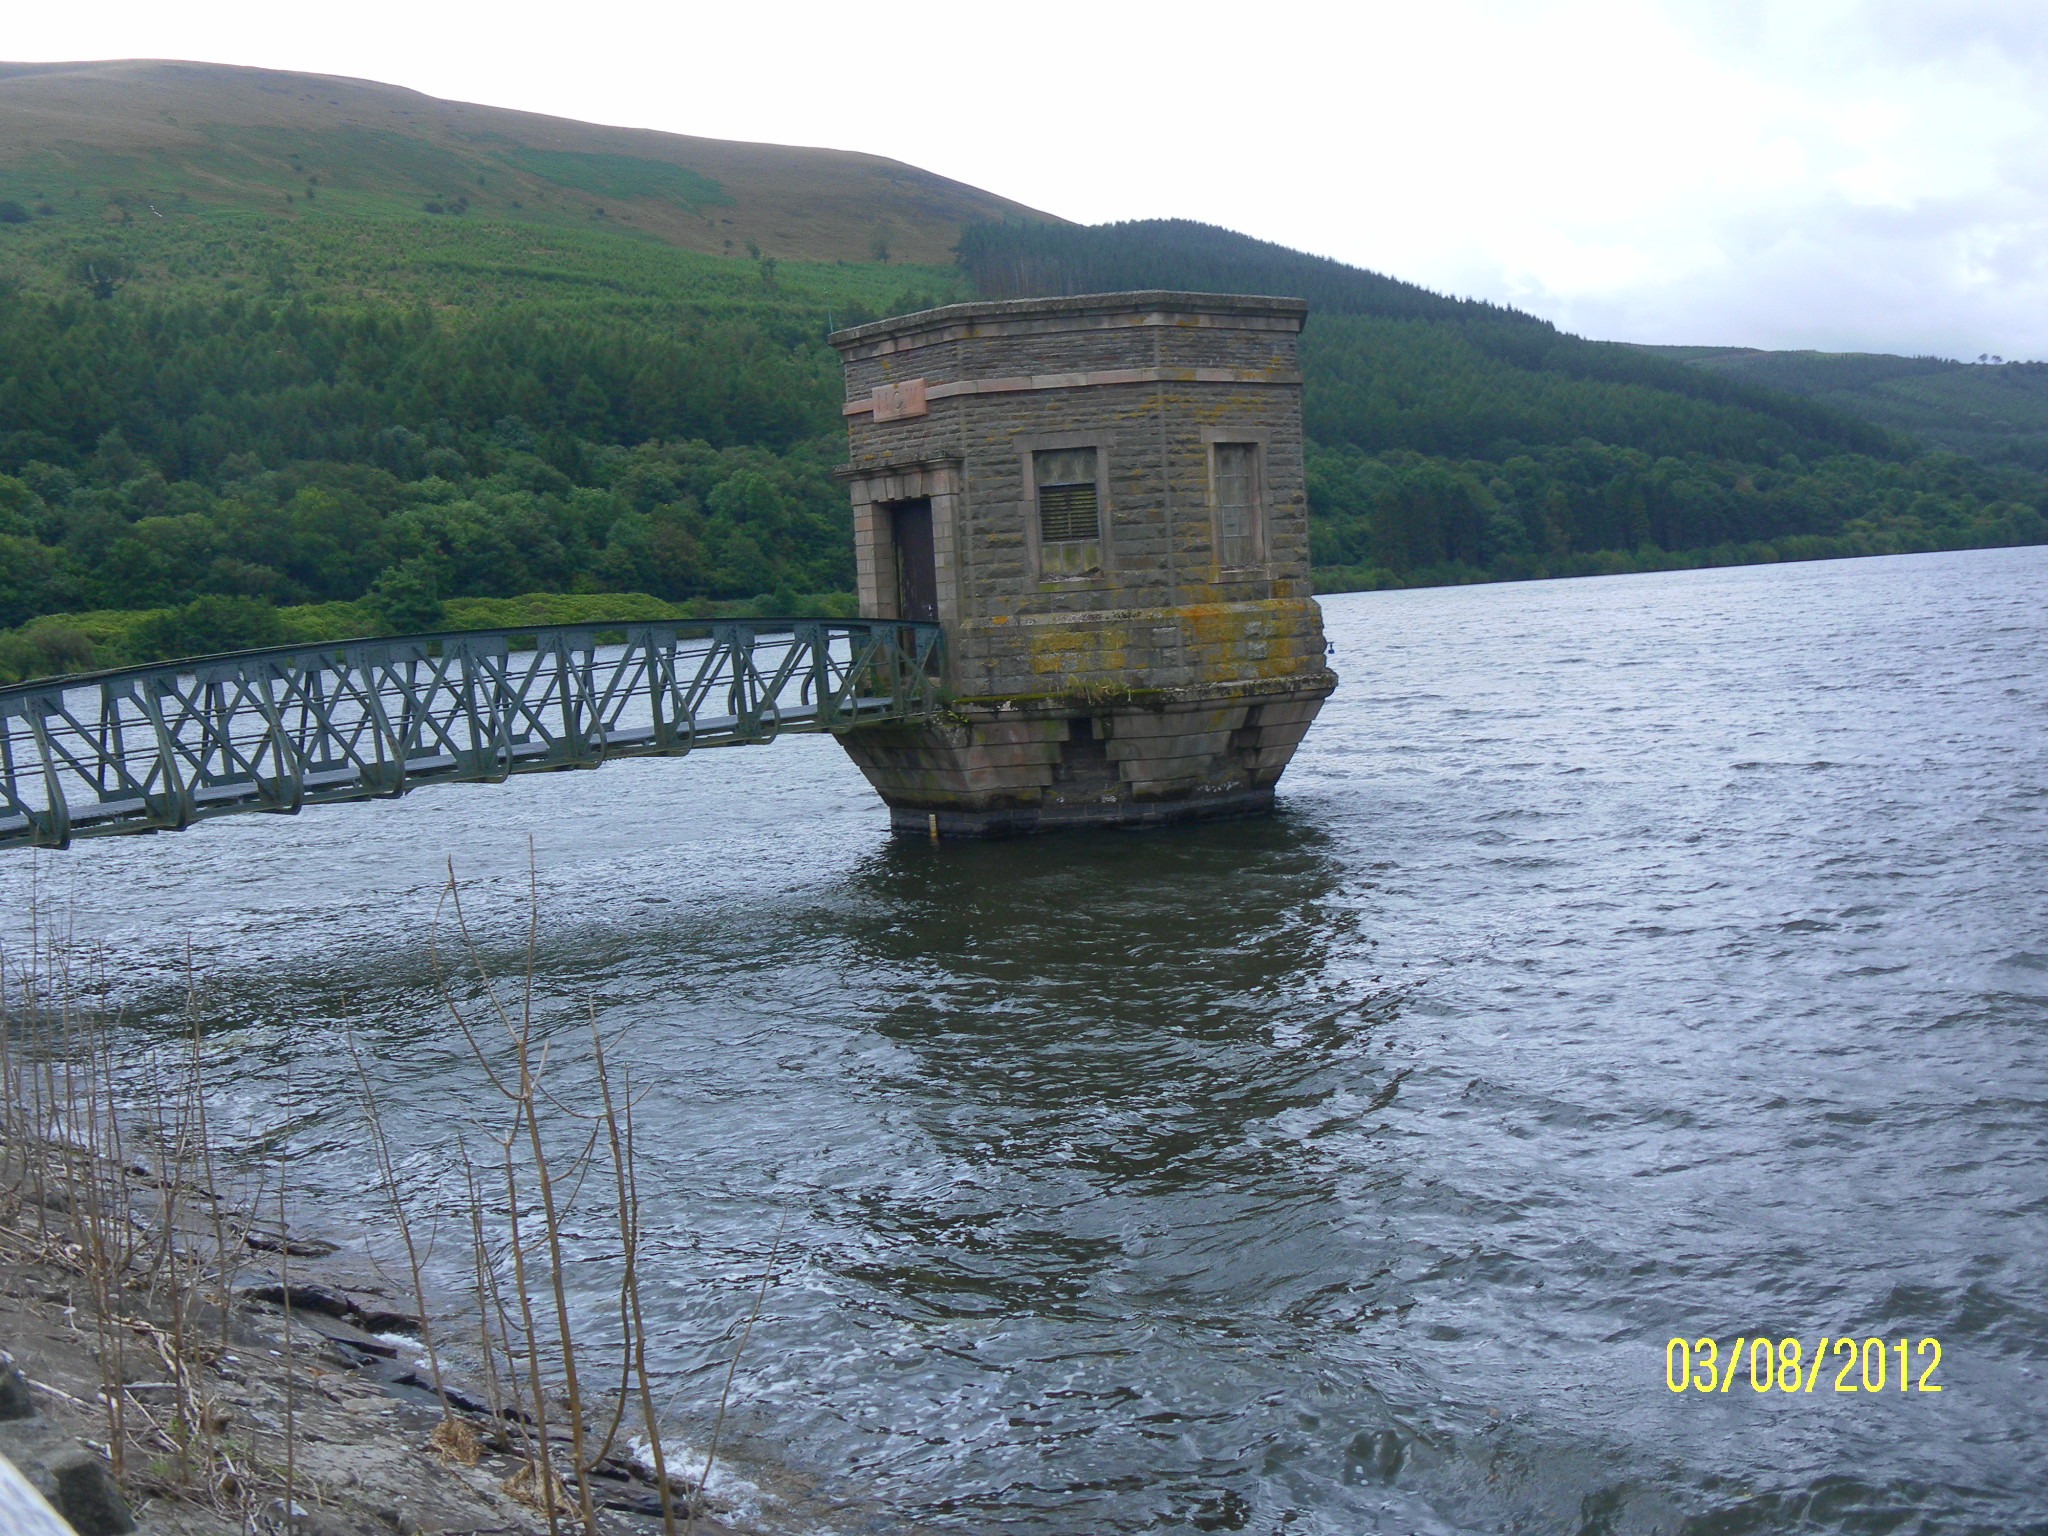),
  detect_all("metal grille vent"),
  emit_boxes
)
[1038,482,1100,543]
